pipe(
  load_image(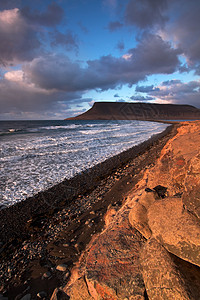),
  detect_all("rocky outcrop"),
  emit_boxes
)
[53,121,200,300]
[128,121,200,299]
[129,192,200,267]
[148,197,200,267]
[65,210,146,299]
[66,102,200,120]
